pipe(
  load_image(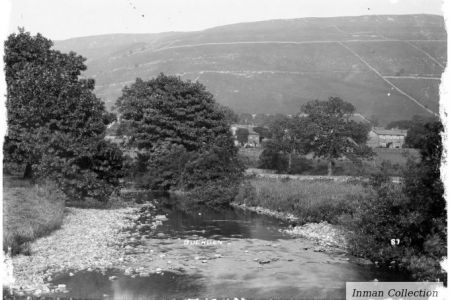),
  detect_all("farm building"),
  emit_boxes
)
[230,124,262,147]
[367,127,407,148]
